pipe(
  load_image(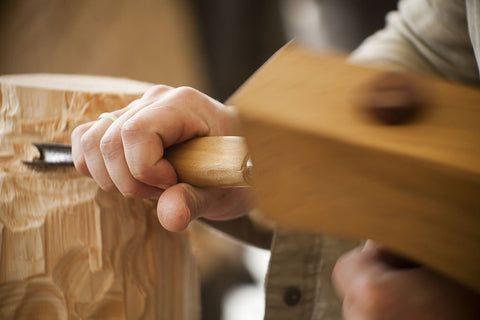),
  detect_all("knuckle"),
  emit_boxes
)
[142,85,171,99]
[80,131,99,153]
[124,98,142,109]
[332,251,353,281]
[173,86,202,101]
[99,134,119,159]
[71,124,86,140]
[121,117,145,138]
